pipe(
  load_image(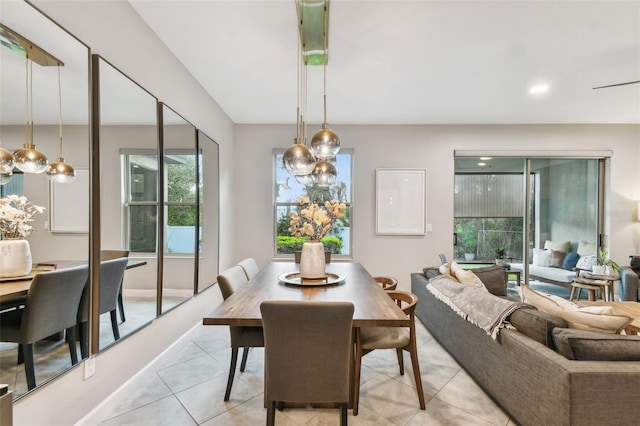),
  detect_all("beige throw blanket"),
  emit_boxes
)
[426,275,529,340]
